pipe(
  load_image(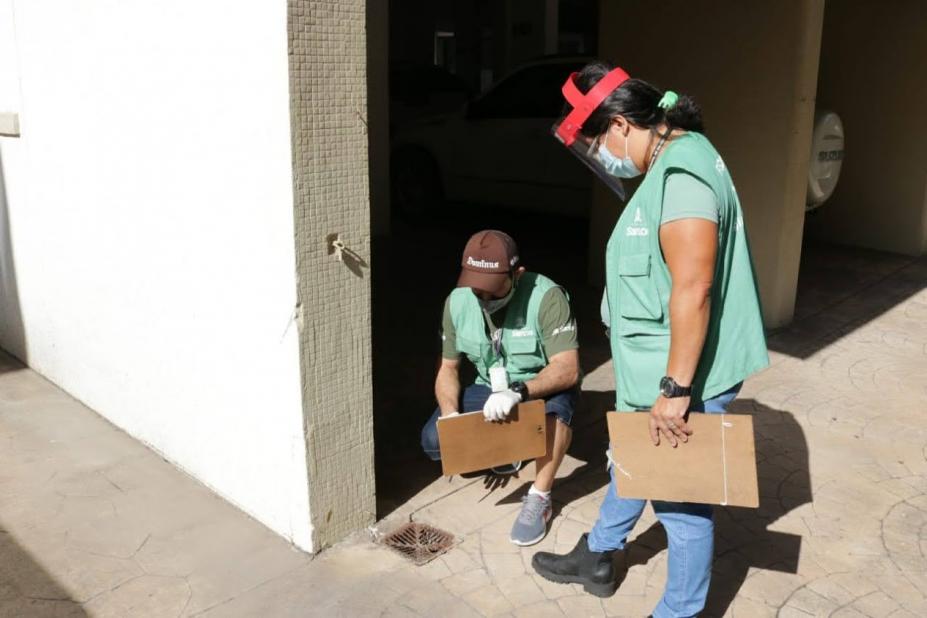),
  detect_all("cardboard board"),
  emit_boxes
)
[436,400,547,476]
[606,412,759,508]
